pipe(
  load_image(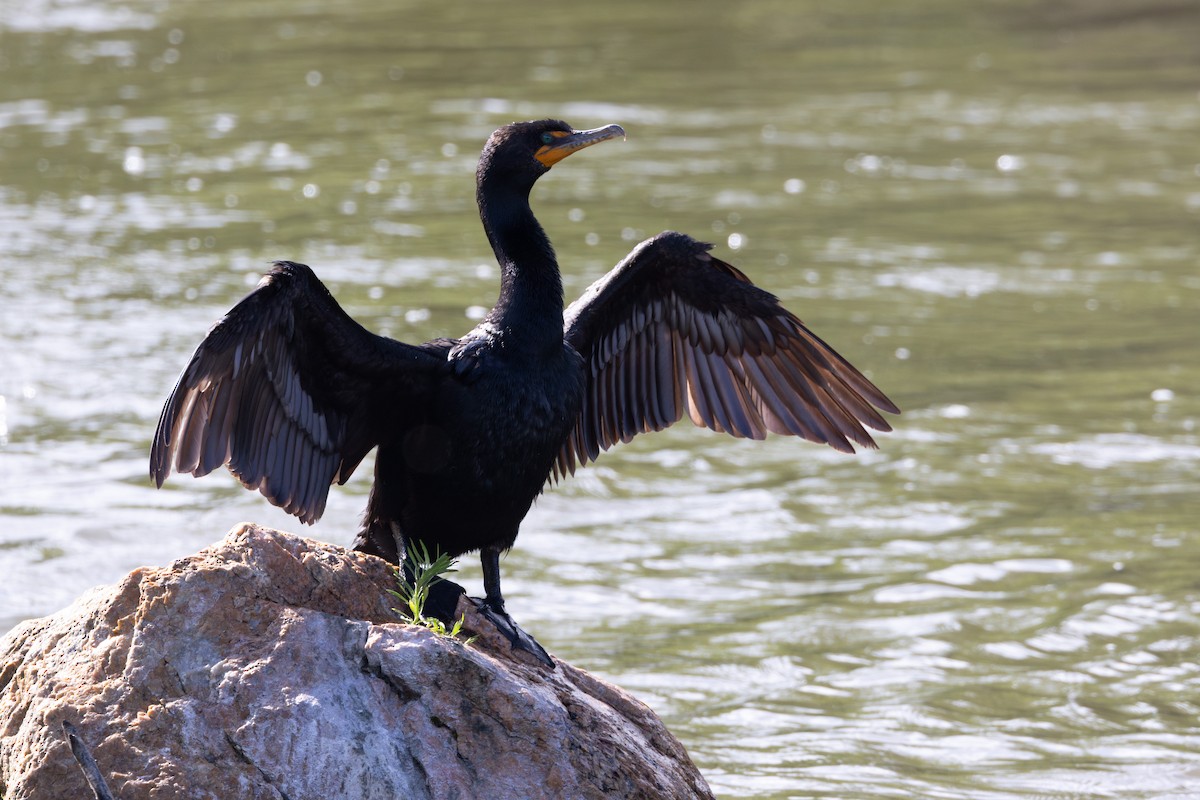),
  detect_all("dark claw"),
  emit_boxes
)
[473,598,555,669]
